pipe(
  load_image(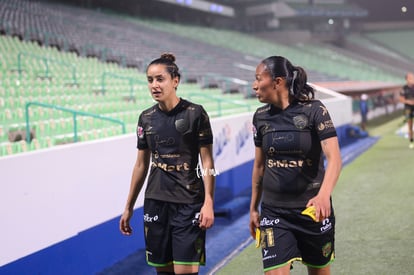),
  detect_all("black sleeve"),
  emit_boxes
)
[136,113,148,150]
[312,100,337,141]
[252,111,262,147]
[197,106,213,146]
